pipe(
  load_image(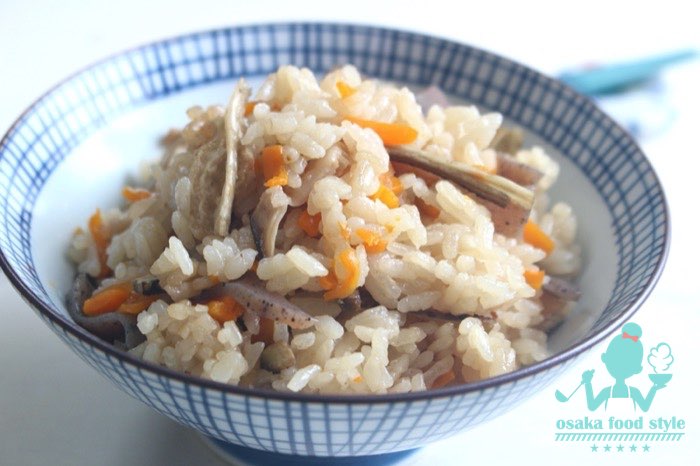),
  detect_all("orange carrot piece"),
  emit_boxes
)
[380,172,403,195]
[318,271,337,291]
[244,101,258,116]
[118,293,159,315]
[207,296,246,325]
[298,210,322,237]
[251,317,275,345]
[524,268,546,290]
[523,220,555,254]
[432,370,456,389]
[122,187,151,202]
[88,209,110,278]
[352,375,363,383]
[355,228,387,254]
[261,145,288,188]
[415,197,441,219]
[336,80,356,98]
[83,282,131,316]
[370,184,400,209]
[323,248,360,300]
[345,116,418,145]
